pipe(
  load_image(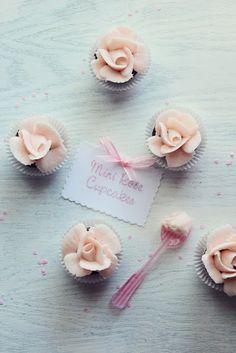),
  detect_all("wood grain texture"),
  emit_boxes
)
[1,1,236,352]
